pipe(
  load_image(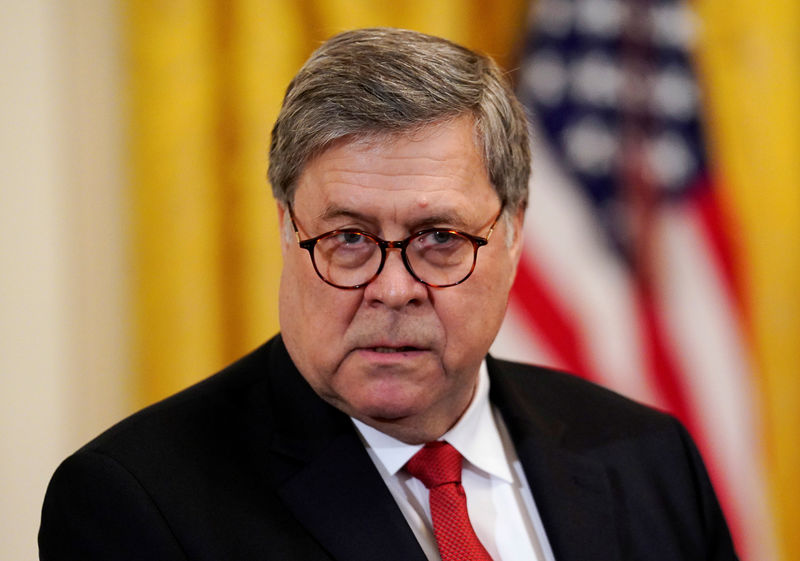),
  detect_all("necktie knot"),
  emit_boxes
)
[405,441,463,489]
